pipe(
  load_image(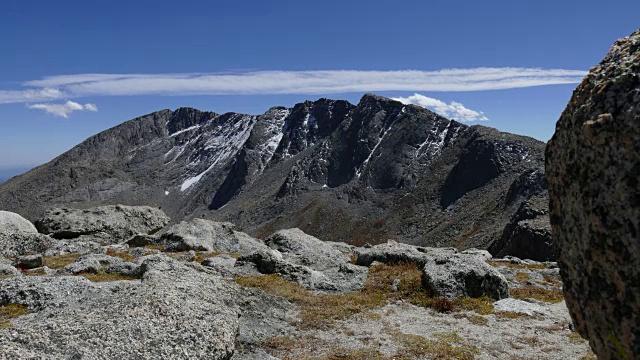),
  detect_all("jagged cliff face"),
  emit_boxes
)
[0,94,546,250]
